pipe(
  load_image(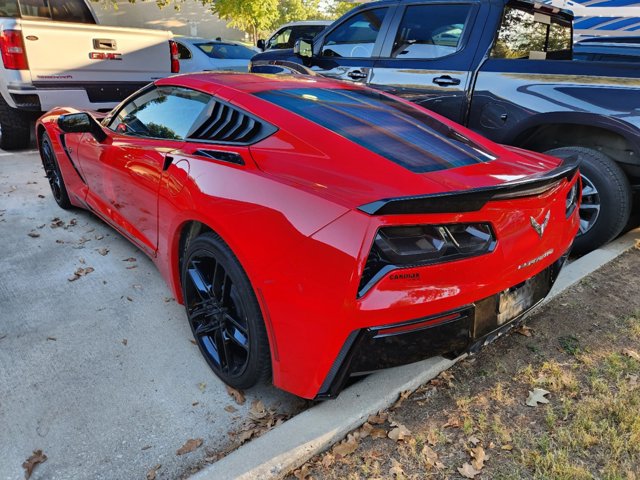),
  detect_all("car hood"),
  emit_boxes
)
[249,132,565,211]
